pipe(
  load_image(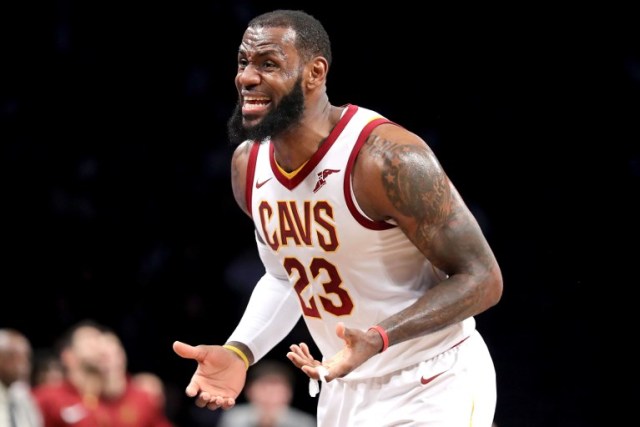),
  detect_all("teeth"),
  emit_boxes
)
[244,97,269,103]
[243,97,270,110]
[244,103,266,111]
